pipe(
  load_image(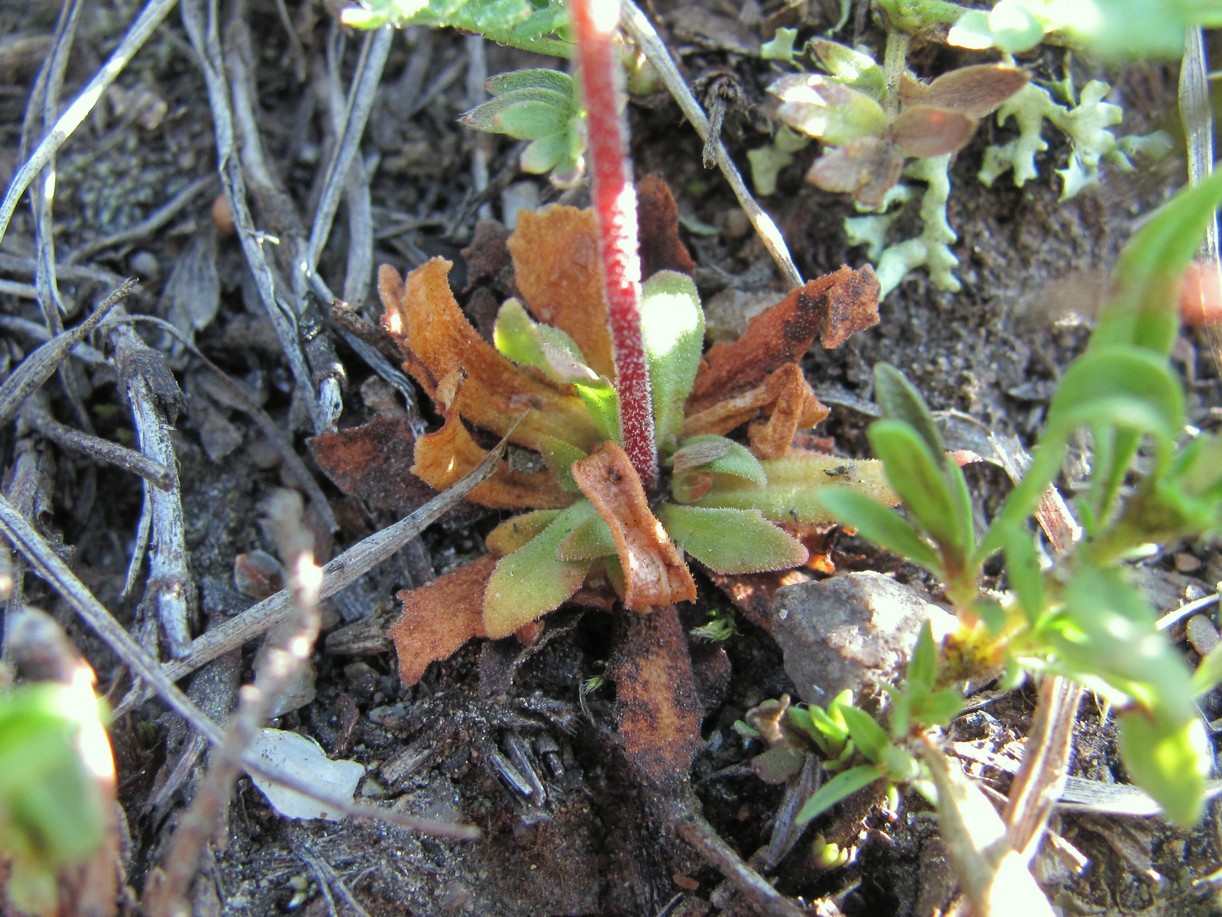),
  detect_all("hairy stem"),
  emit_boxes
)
[571,0,658,493]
